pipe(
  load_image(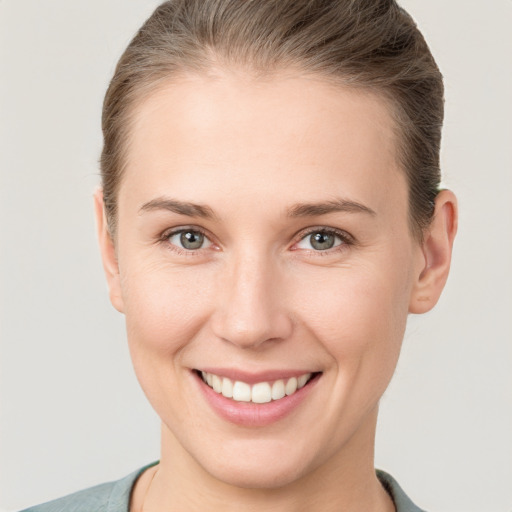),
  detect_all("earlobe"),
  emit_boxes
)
[93,189,125,313]
[409,189,458,314]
